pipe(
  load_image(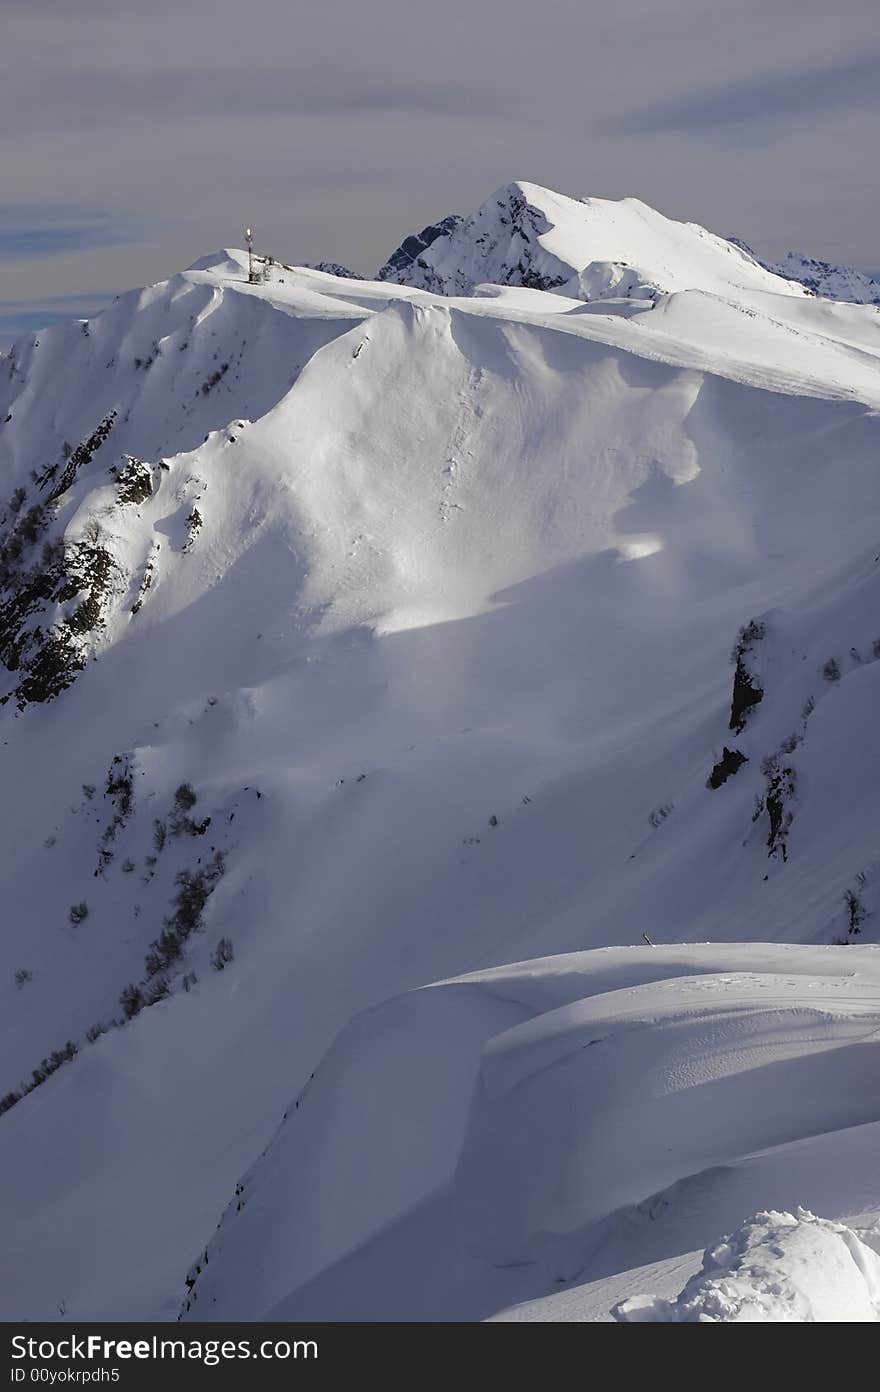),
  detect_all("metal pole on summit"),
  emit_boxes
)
[246,227,255,283]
